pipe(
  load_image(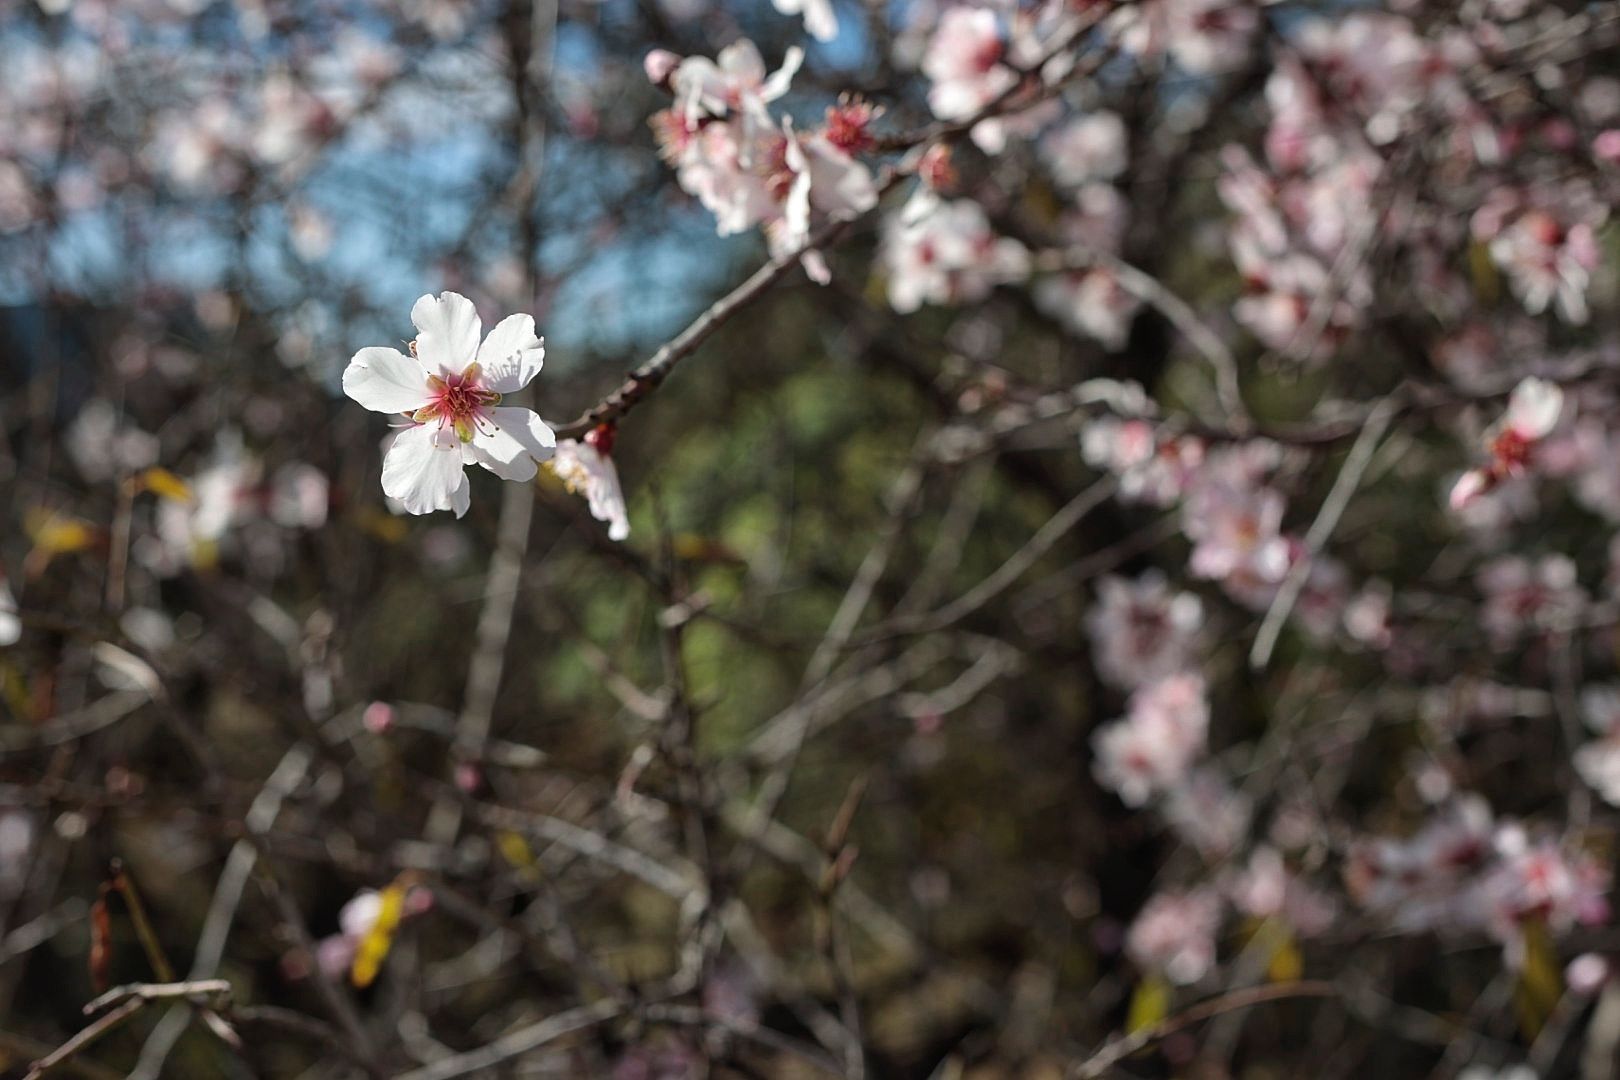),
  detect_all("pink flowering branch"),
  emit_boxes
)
[553,12,1111,442]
